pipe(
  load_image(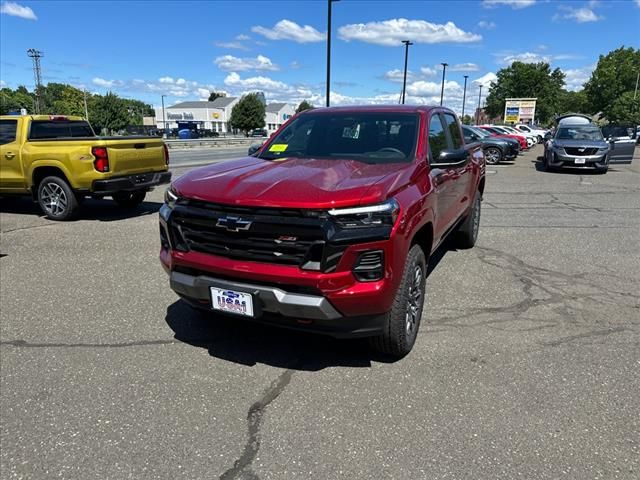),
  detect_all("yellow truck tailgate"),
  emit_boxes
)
[102,137,166,176]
